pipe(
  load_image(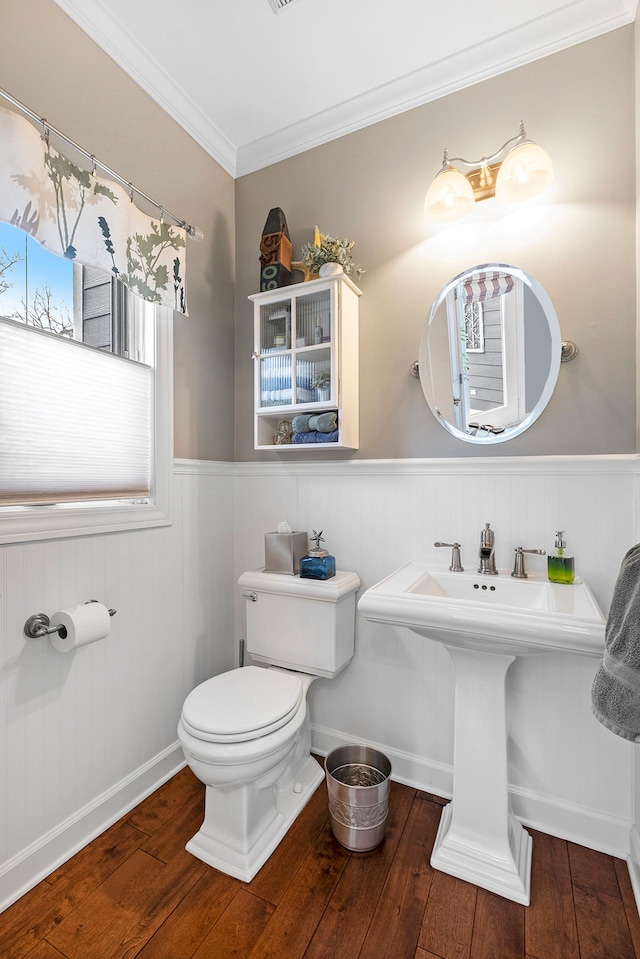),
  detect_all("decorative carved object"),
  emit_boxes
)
[259,207,292,290]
